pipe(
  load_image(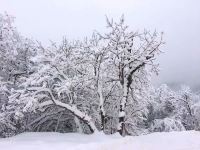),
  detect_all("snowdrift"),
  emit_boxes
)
[0,131,200,150]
